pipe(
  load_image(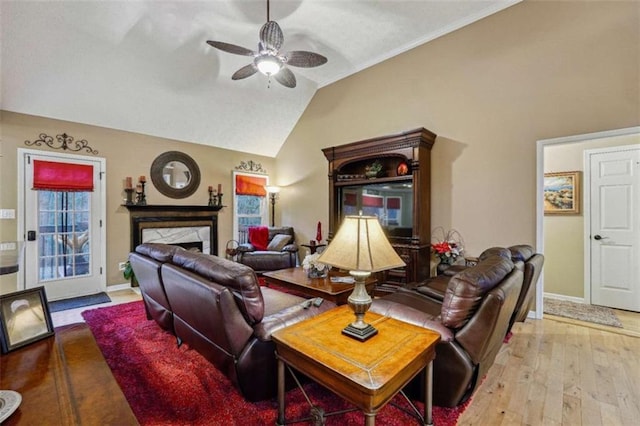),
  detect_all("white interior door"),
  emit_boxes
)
[589,147,640,311]
[22,151,105,301]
